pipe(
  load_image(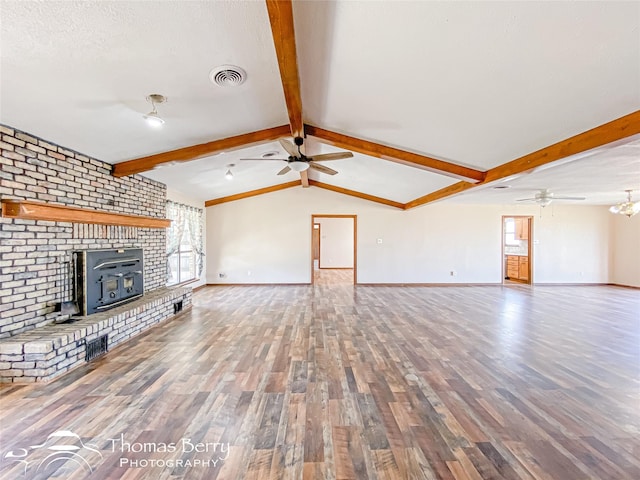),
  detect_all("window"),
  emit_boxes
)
[166,201,203,285]
[504,218,519,246]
